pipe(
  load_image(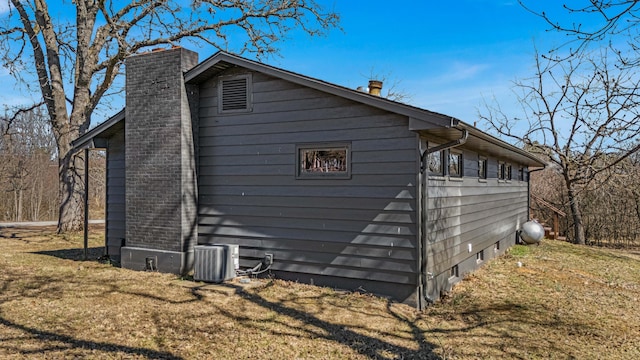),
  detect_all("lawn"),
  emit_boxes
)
[1,225,639,359]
